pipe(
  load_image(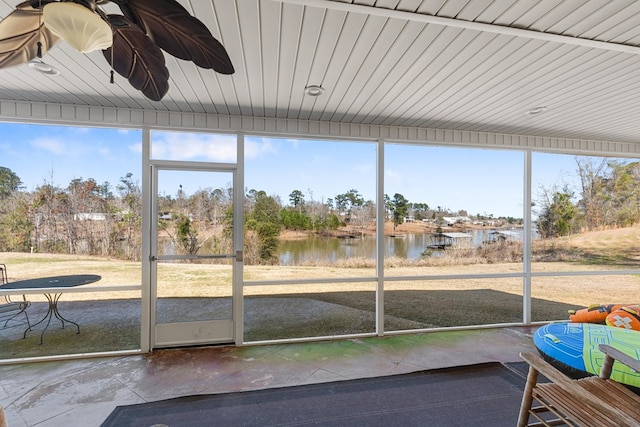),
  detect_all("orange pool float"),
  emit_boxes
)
[606,305,640,331]
[568,304,627,323]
